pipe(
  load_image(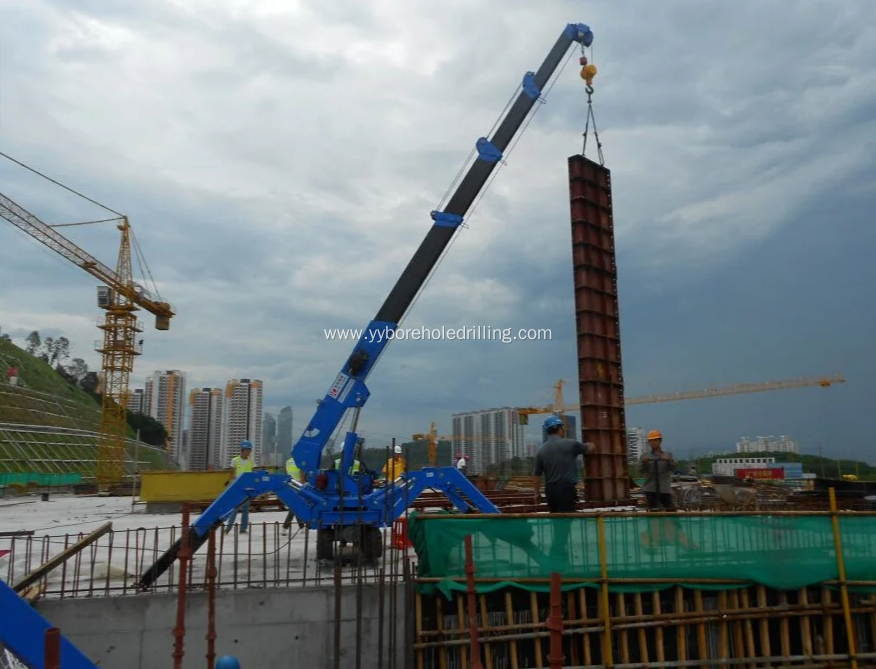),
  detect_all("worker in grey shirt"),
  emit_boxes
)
[639,429,676,511]
[533,415,594,512]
